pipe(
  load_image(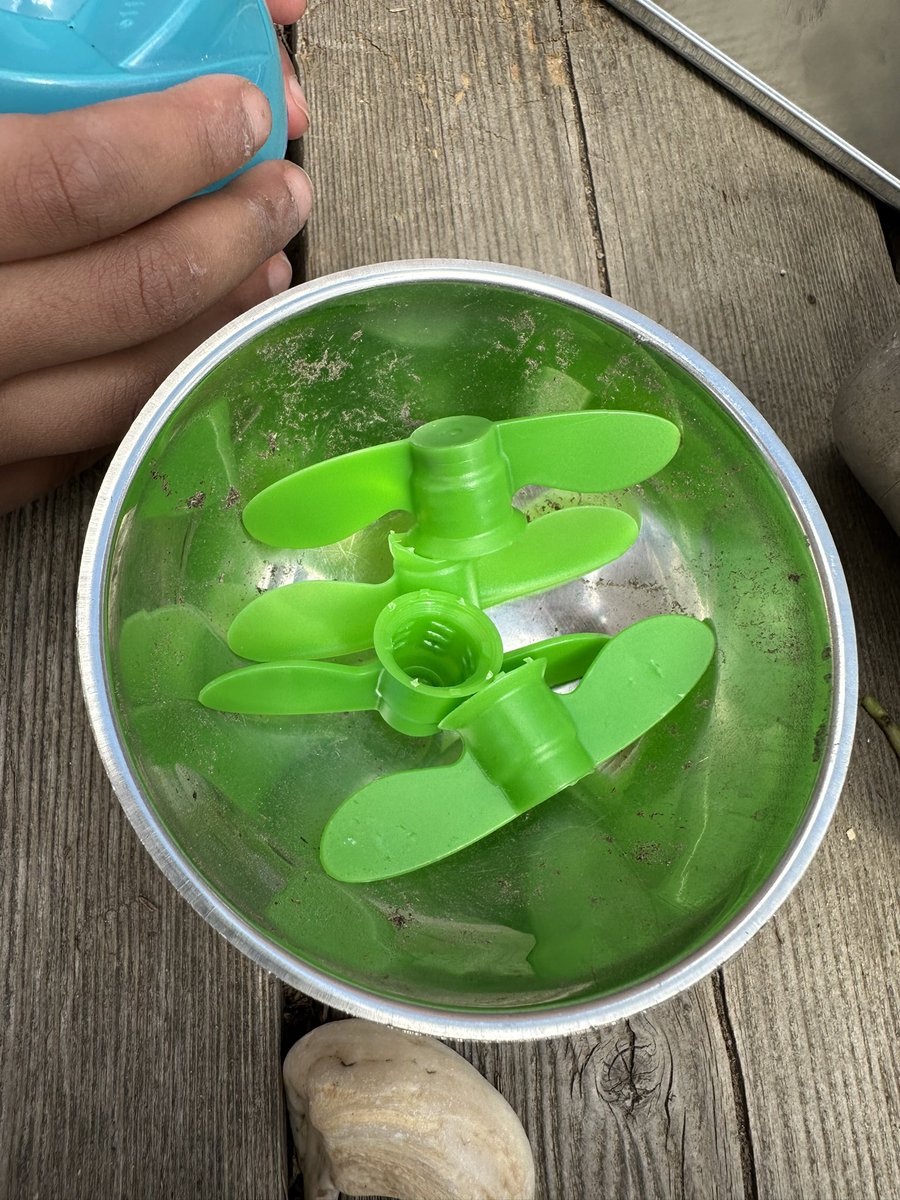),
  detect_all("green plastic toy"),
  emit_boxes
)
[320,614,715,881]
[201,408,716,883]
[242,410,679,551]
[228,410,679,661]
[229,510,638,661]
[201,590,608,736]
